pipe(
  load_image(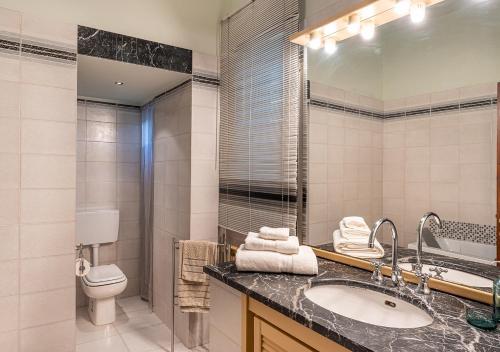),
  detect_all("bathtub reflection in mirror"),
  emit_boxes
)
[304,0,500,290]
